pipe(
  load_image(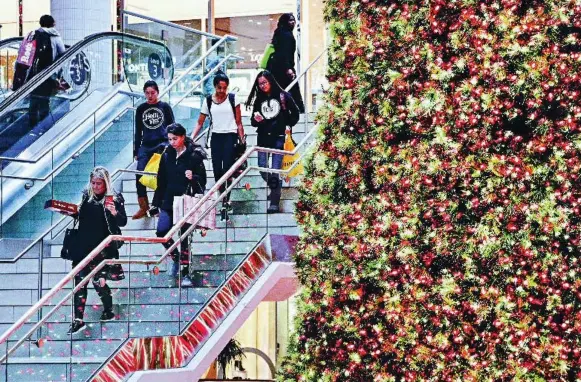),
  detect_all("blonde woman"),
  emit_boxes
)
[67,166,127,335]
